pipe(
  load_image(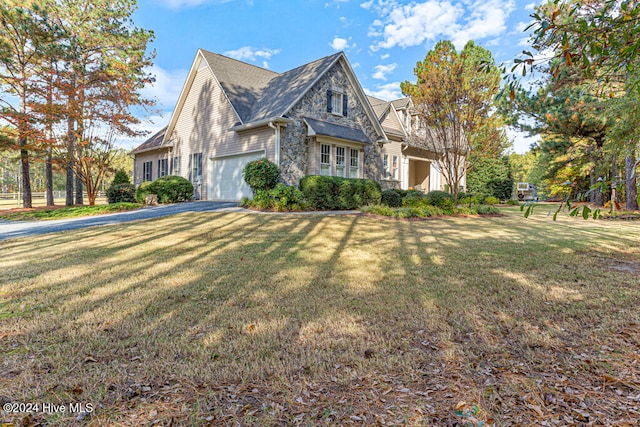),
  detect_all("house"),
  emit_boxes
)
[132,49,462,201]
